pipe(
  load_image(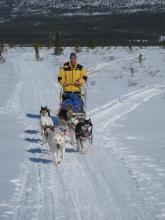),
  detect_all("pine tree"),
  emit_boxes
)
[88,39,95,49]
[0,36,4,59]
[0,36,5,63]
[138,54,143,63]
[129,65,135,77]
[74,43,81,53]
[47,32,53,49]
[128,45,132,51]
[54,31,63,55]
[33,44,40,61]
[160,40,165,49]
